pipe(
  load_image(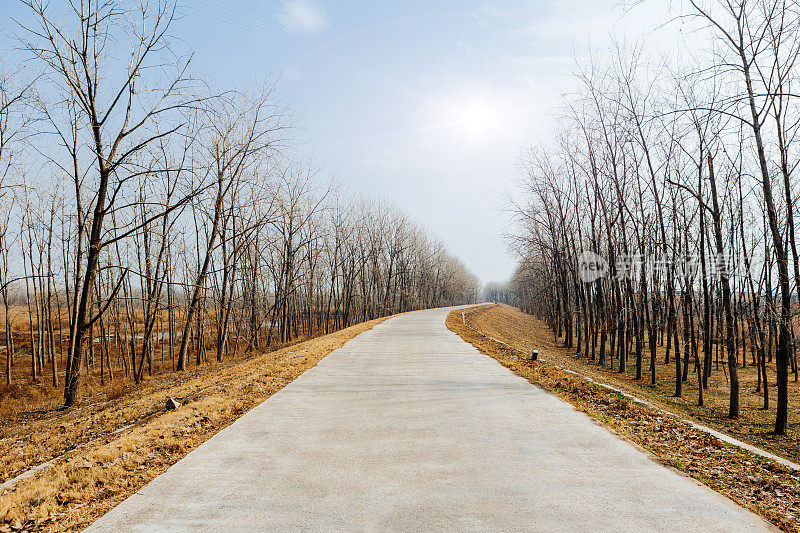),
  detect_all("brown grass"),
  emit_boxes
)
[447,304,800,532]
[0,315,391,531]
[459,303,800,463]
